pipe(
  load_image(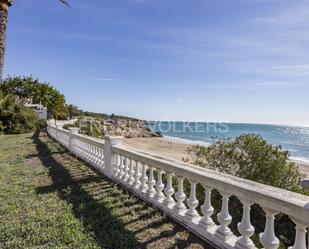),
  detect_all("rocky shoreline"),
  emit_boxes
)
[63,117,162,138]
[101,118,162,138]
